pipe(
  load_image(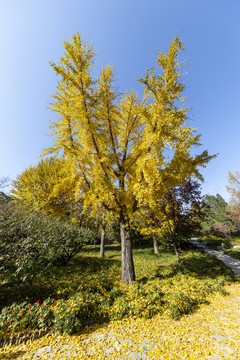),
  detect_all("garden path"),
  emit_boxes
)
[189,238,240,278]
